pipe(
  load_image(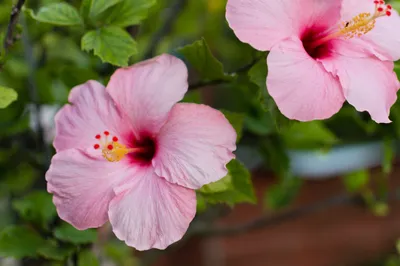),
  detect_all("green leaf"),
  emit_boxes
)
[383,138,395,175]
[221,110,245,142]
[258,137,289,177]
[196,193,207,213]
[0,226,45,258]
[28,3,83,26]
[78,250,100,266]
[12,191,57,229]
[244,114,275,136]
[177,38,226,80]
[105,0,157,27]
[343,169,369,193]
[282,121,339,150]
[248,59,267,92]
[182,90,201,104]
[264,174,302,210]
[54,223,97,244]
[200,159,256,206]
[0,86,17,108]
[104,241,137,266]
[80,0,92,19]
[81,26,137,66]
[89,0,123,19]
[2,162,36,195]
[38,240,74,261]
